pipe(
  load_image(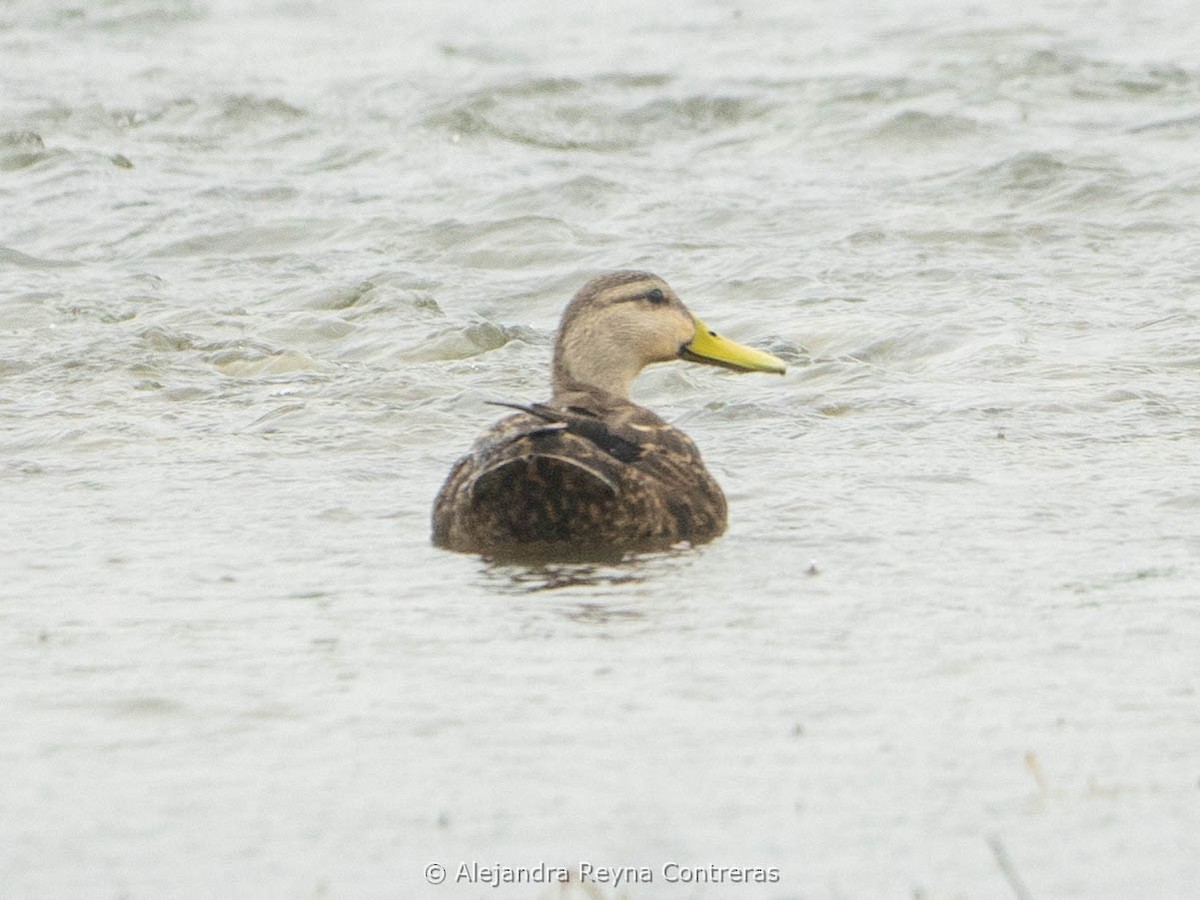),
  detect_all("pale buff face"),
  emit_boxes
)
[552,273,696,398]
